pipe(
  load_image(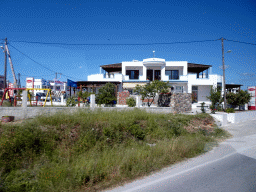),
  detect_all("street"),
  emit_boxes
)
[106,119,256,192]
